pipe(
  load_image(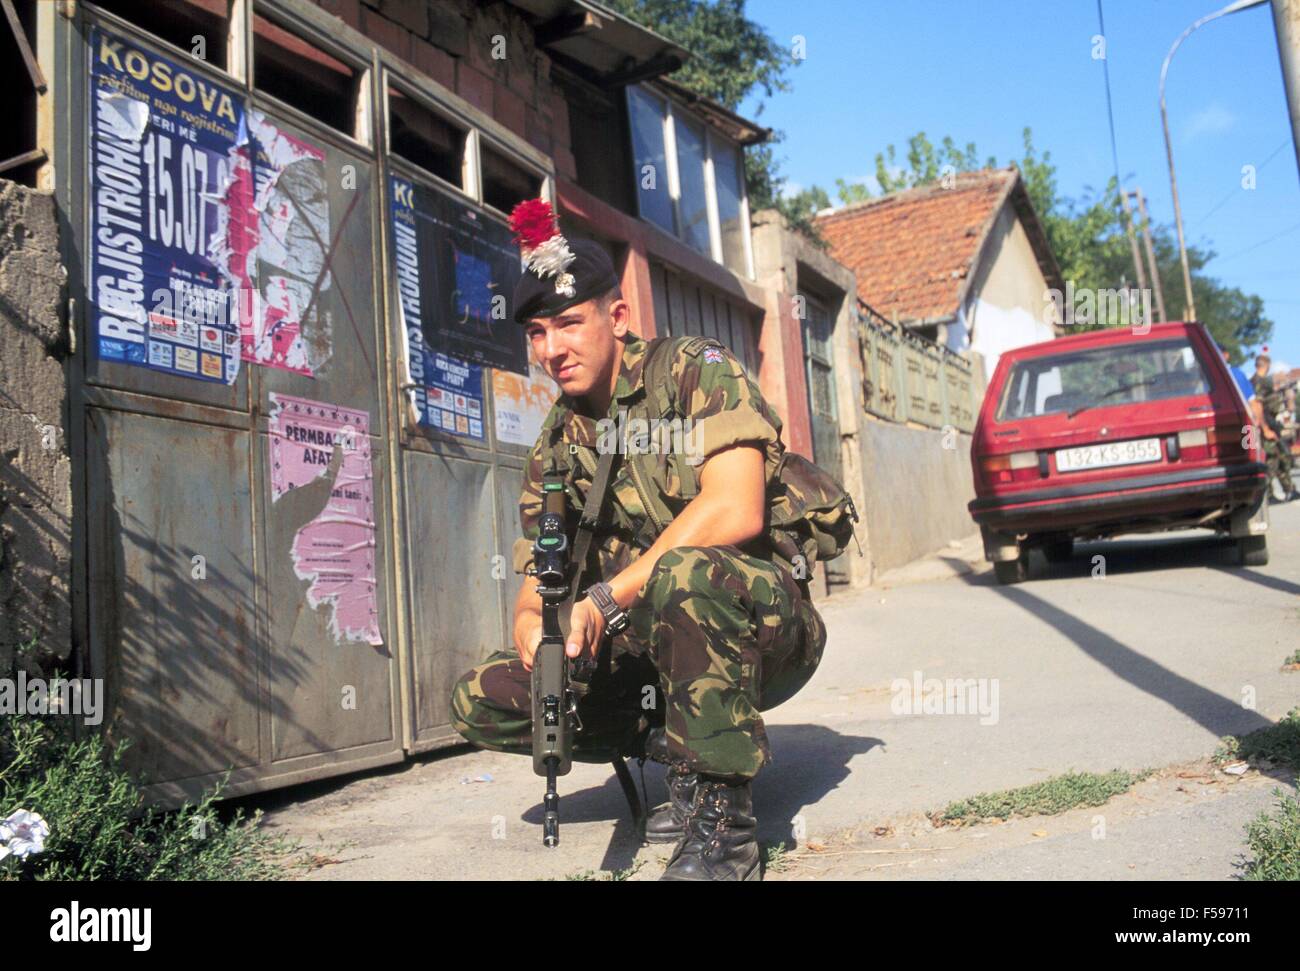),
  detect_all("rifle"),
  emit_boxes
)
[530,473,594,847]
